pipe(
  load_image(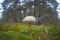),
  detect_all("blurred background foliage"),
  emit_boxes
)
[0,0,59,26]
